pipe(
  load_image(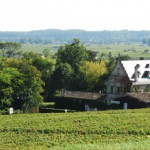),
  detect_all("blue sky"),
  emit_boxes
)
[0,0,150,31]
